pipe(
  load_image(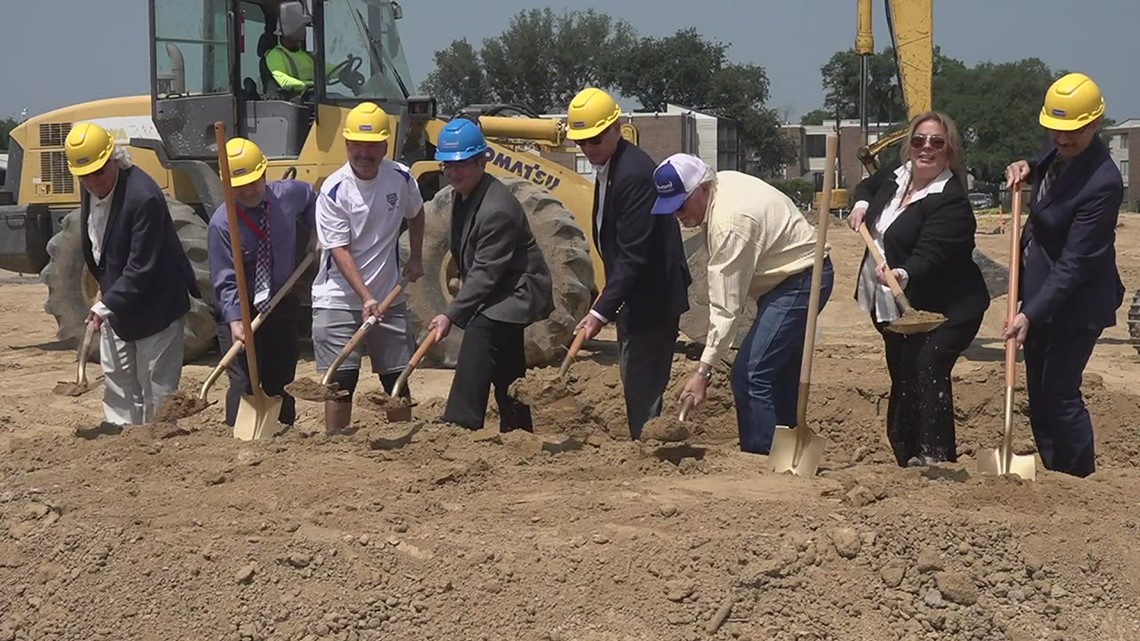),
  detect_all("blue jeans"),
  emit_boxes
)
[731,258,834,454]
